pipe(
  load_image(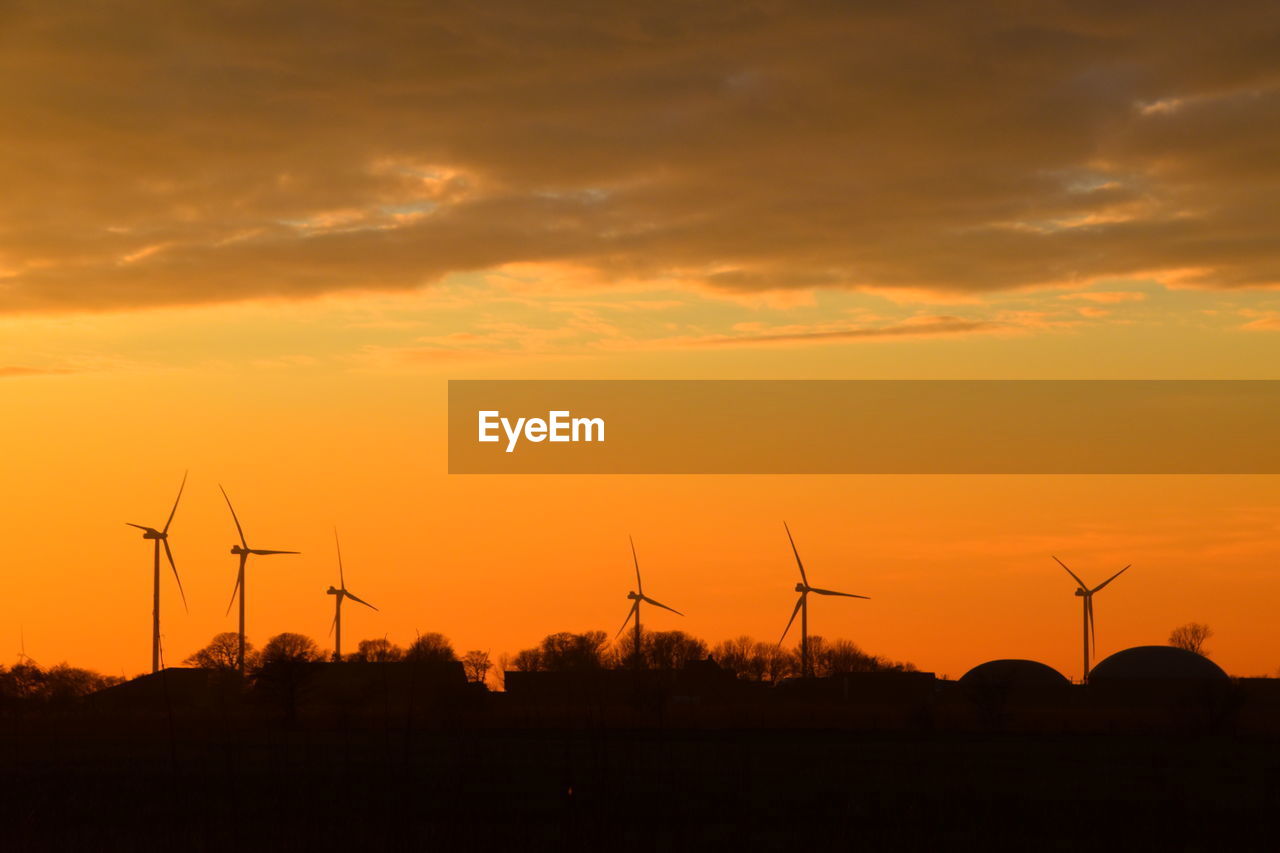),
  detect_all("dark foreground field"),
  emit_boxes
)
[1,712,1275,852]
